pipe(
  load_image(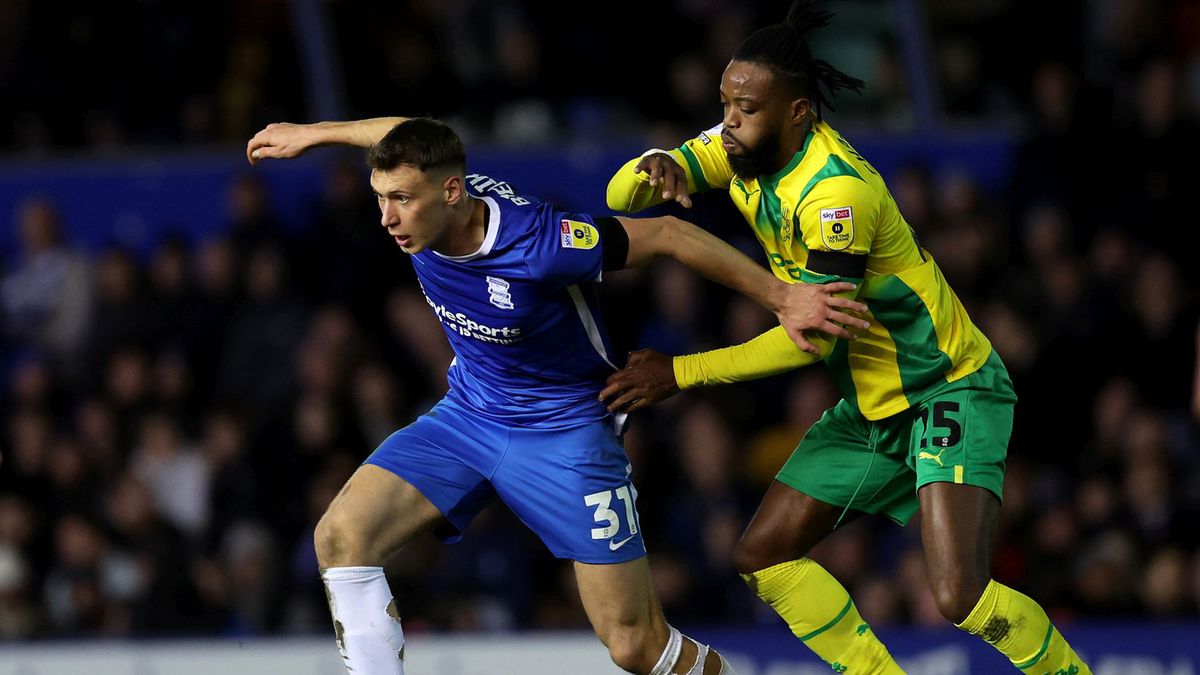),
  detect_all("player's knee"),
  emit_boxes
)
[929,574,988,625]
[597,618,661,673]
[733,538,763,576]
[314,511,367,568]
[734,530,785,576]
[605,627,657,673]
